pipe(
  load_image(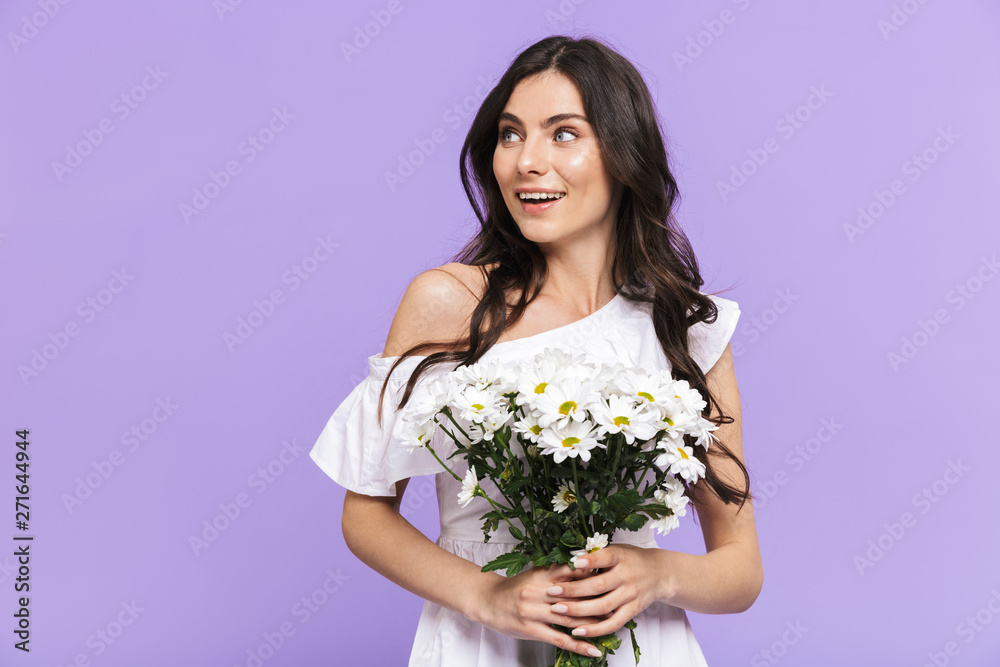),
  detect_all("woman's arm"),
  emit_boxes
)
[656,342,764,614]
[342,483,501,622]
